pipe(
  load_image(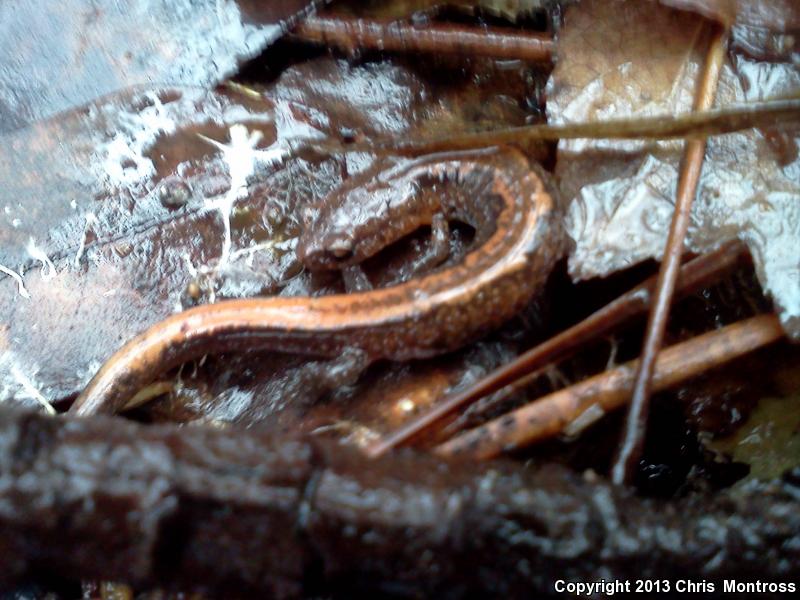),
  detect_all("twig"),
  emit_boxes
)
[612,25,729,485]
[306,98,800,156]
[366,241,746,458]
[435,314,784,460]
[293,15,554,62]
